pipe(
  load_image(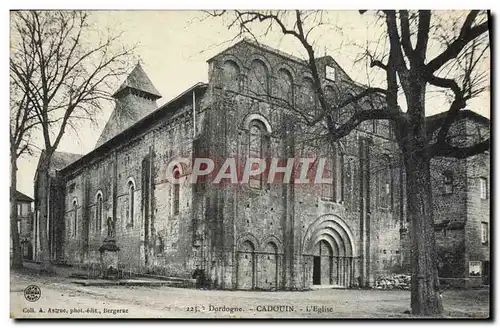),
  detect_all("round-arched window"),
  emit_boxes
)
[248,60,269,96]
[222,60,240,92]
[277,68,293,103]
